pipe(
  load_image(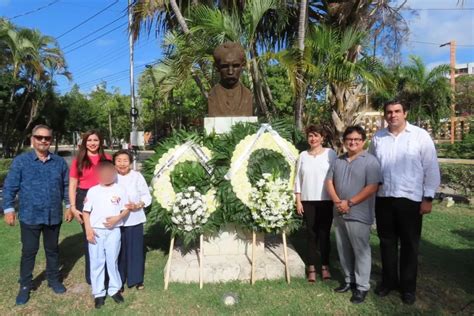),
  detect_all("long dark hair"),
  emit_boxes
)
[76,130,108,175]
